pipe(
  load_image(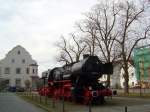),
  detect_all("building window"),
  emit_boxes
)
[26,68,29,74]
[16,79,21,87]
[132,82,134,86]
[22,59,25,63]
[32,69,35,74]
[16,68,21,74]
[36,69,38,74]
[18,50,20,55]
[5,67,10,74]
[12,59,15,63]
[131,73,134,77]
